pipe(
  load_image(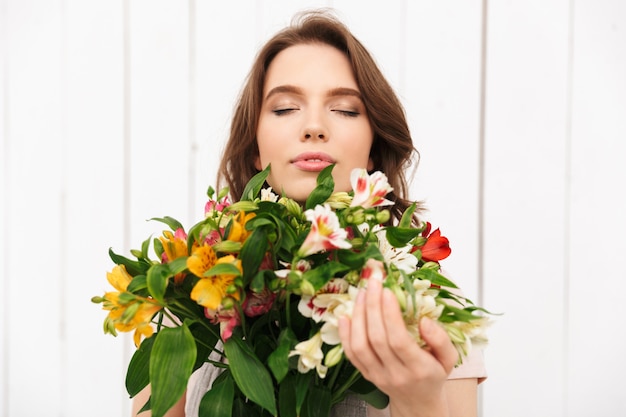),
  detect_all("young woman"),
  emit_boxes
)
[133,10,486,417]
